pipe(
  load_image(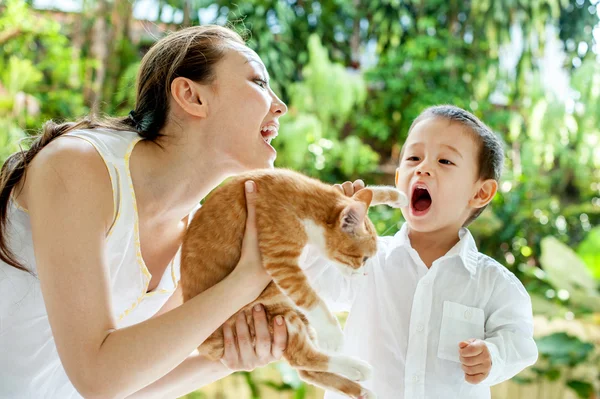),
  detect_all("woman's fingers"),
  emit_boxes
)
[252,304,272,361]
[241,181,259,253]
[235,311,255,369]
[221,322,239,369]
[271,315,287,359]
